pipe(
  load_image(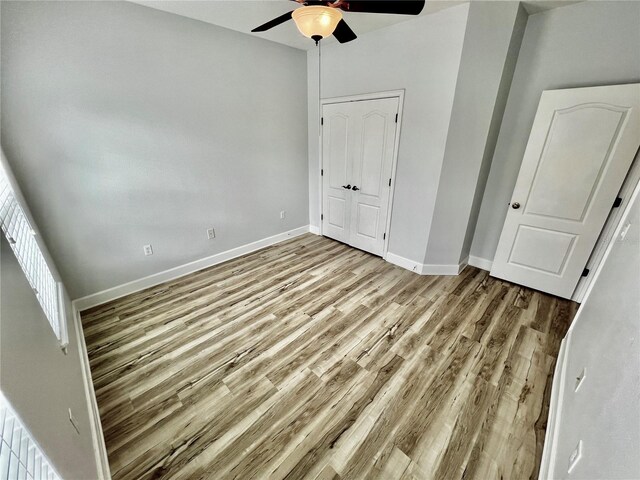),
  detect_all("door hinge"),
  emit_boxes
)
[395,113,398,123]
[582,268,590,277]
[321,169,323,176]
[321,117,324,126]
[321,214,324,220]
[613,196,622,208]
[388,178,391,187]
[383,233,386,240]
